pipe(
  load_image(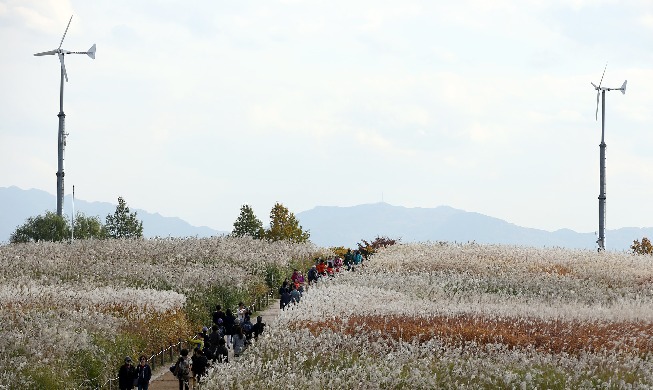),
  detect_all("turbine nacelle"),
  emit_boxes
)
[591,64,626,120]
[591,80,627,93]
[33,16,95,82]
